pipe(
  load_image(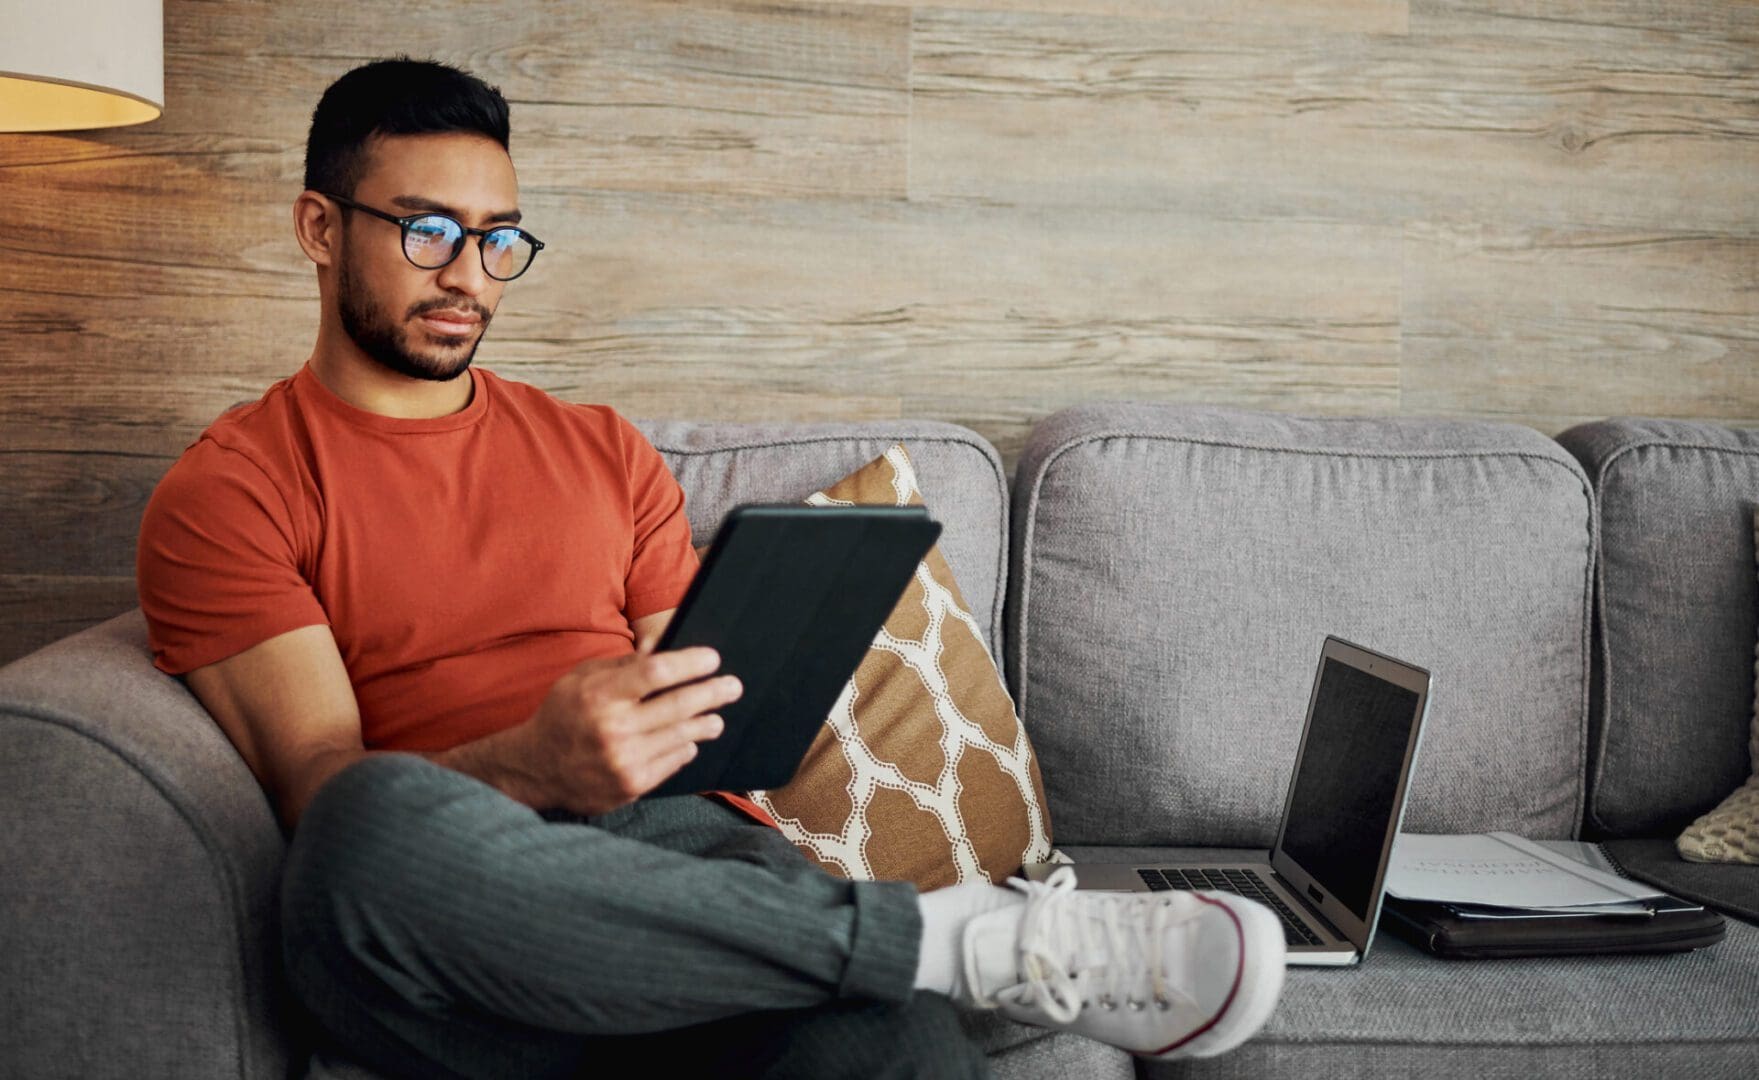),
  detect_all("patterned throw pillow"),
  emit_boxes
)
[700,443,1054,890]
[1675,507,1759,864]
